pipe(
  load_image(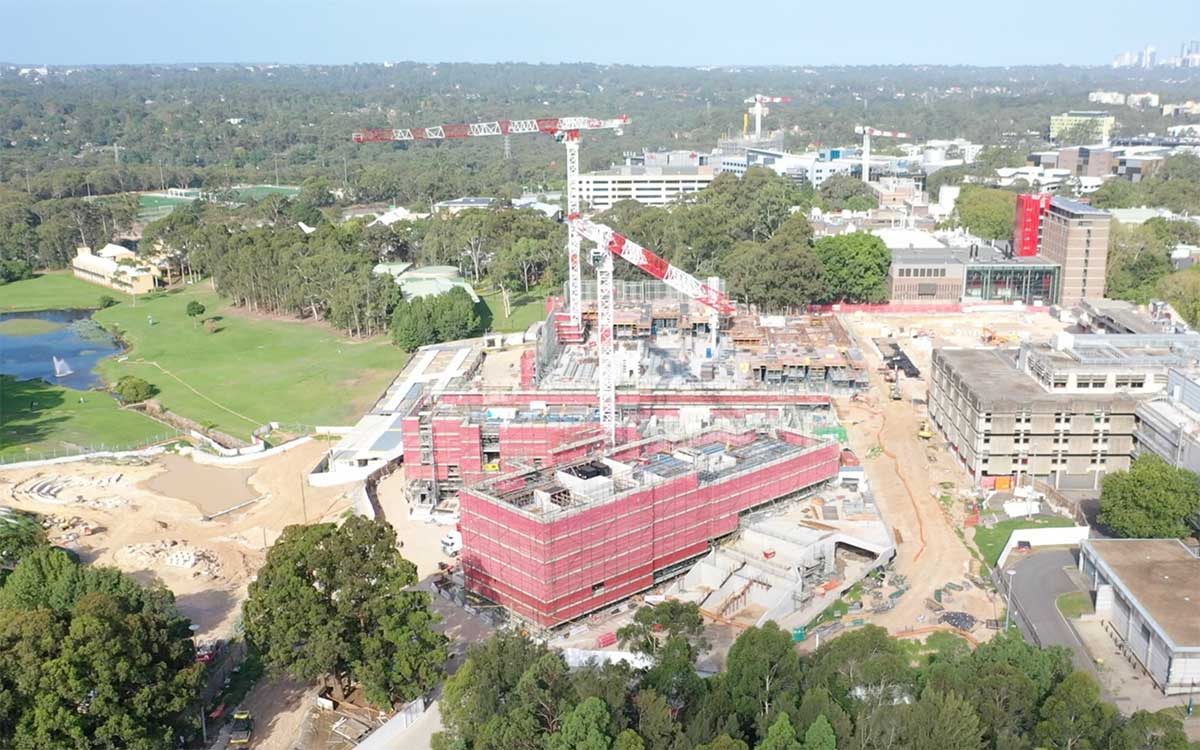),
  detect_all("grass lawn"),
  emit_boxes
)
[973,517,1077,568]
[1057,591,1094,619]
[478,290,549,333]
[0,375,168,461]
[0,272,130,313]
[236,185,301,201]
[93,285,408,440]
